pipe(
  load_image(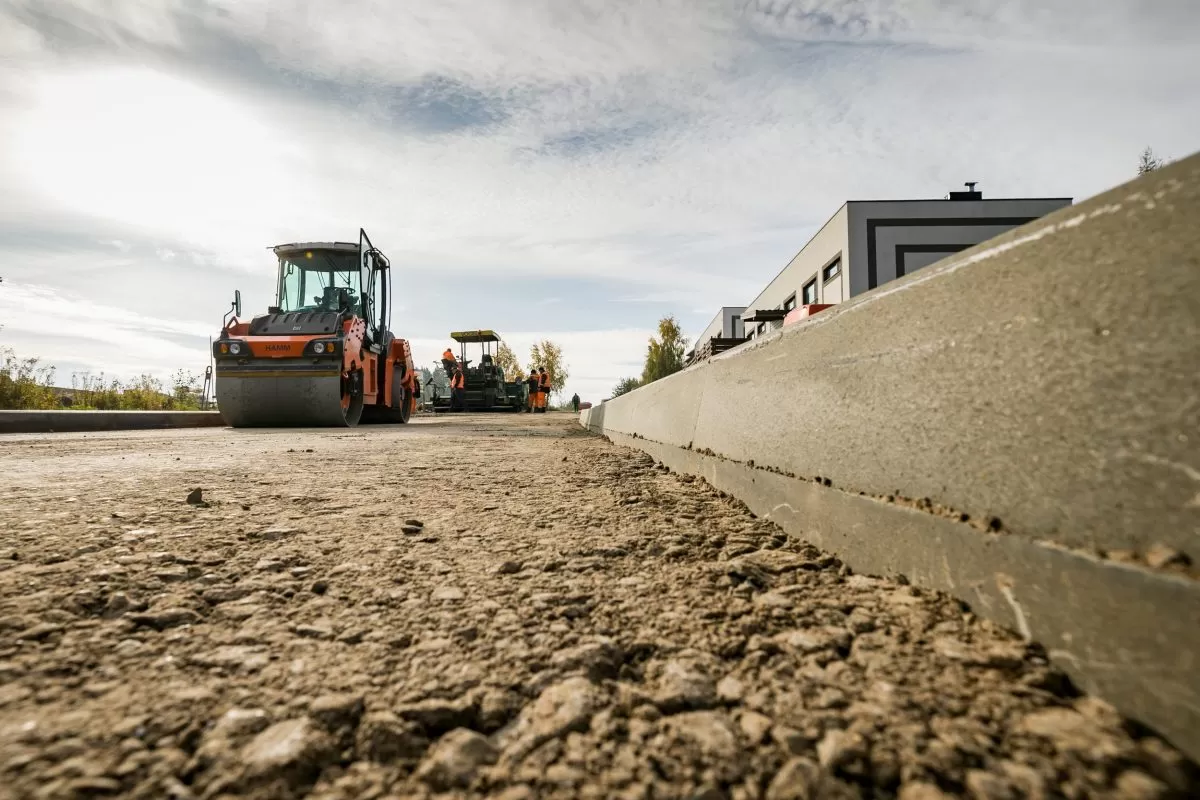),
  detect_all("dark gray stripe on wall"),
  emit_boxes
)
[867,217,1037,289]
[895,244,974,277]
